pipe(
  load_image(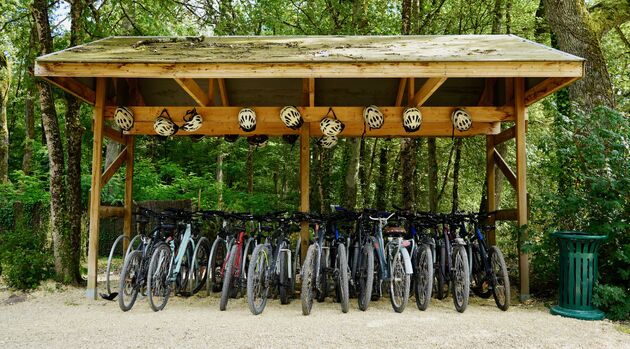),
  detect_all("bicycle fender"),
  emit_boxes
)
[401,248,413,275]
